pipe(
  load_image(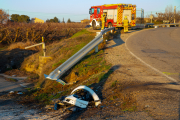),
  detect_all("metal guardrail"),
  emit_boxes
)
[154,23,180,27]
[132,23,180,29]
[44,27,115,85]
